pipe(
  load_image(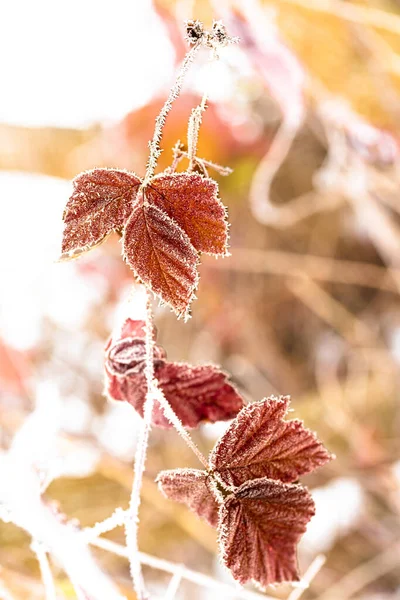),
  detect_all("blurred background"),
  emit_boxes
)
[1,0,400,598]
